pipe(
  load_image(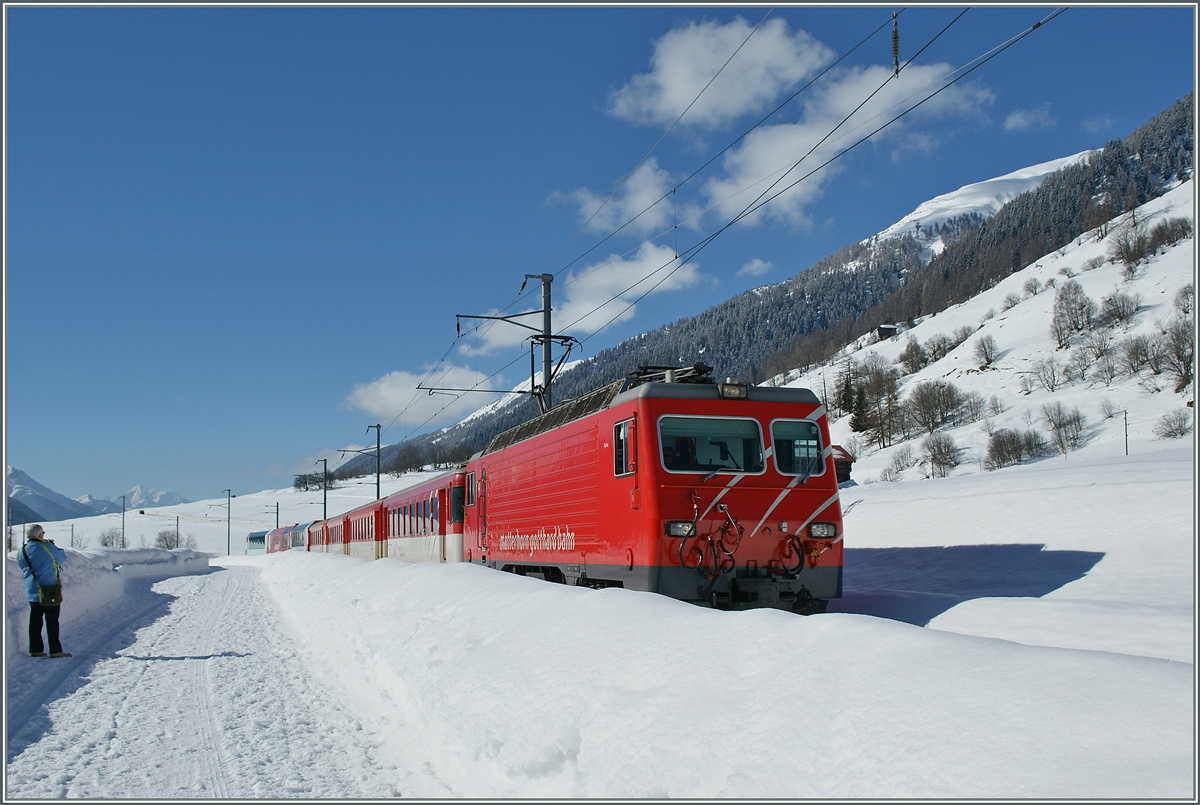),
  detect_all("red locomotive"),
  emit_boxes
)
[274,366,843,614]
